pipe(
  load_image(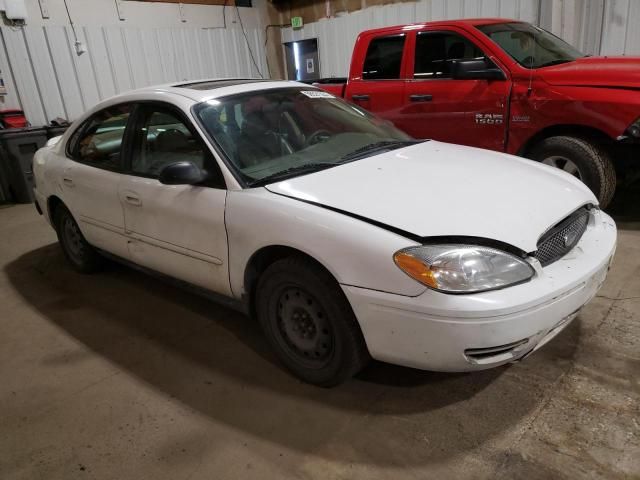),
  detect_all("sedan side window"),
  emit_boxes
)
[414,31,485,79]
[132,109,206,176]
[131,106,224,187]
[74,105,131,169]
